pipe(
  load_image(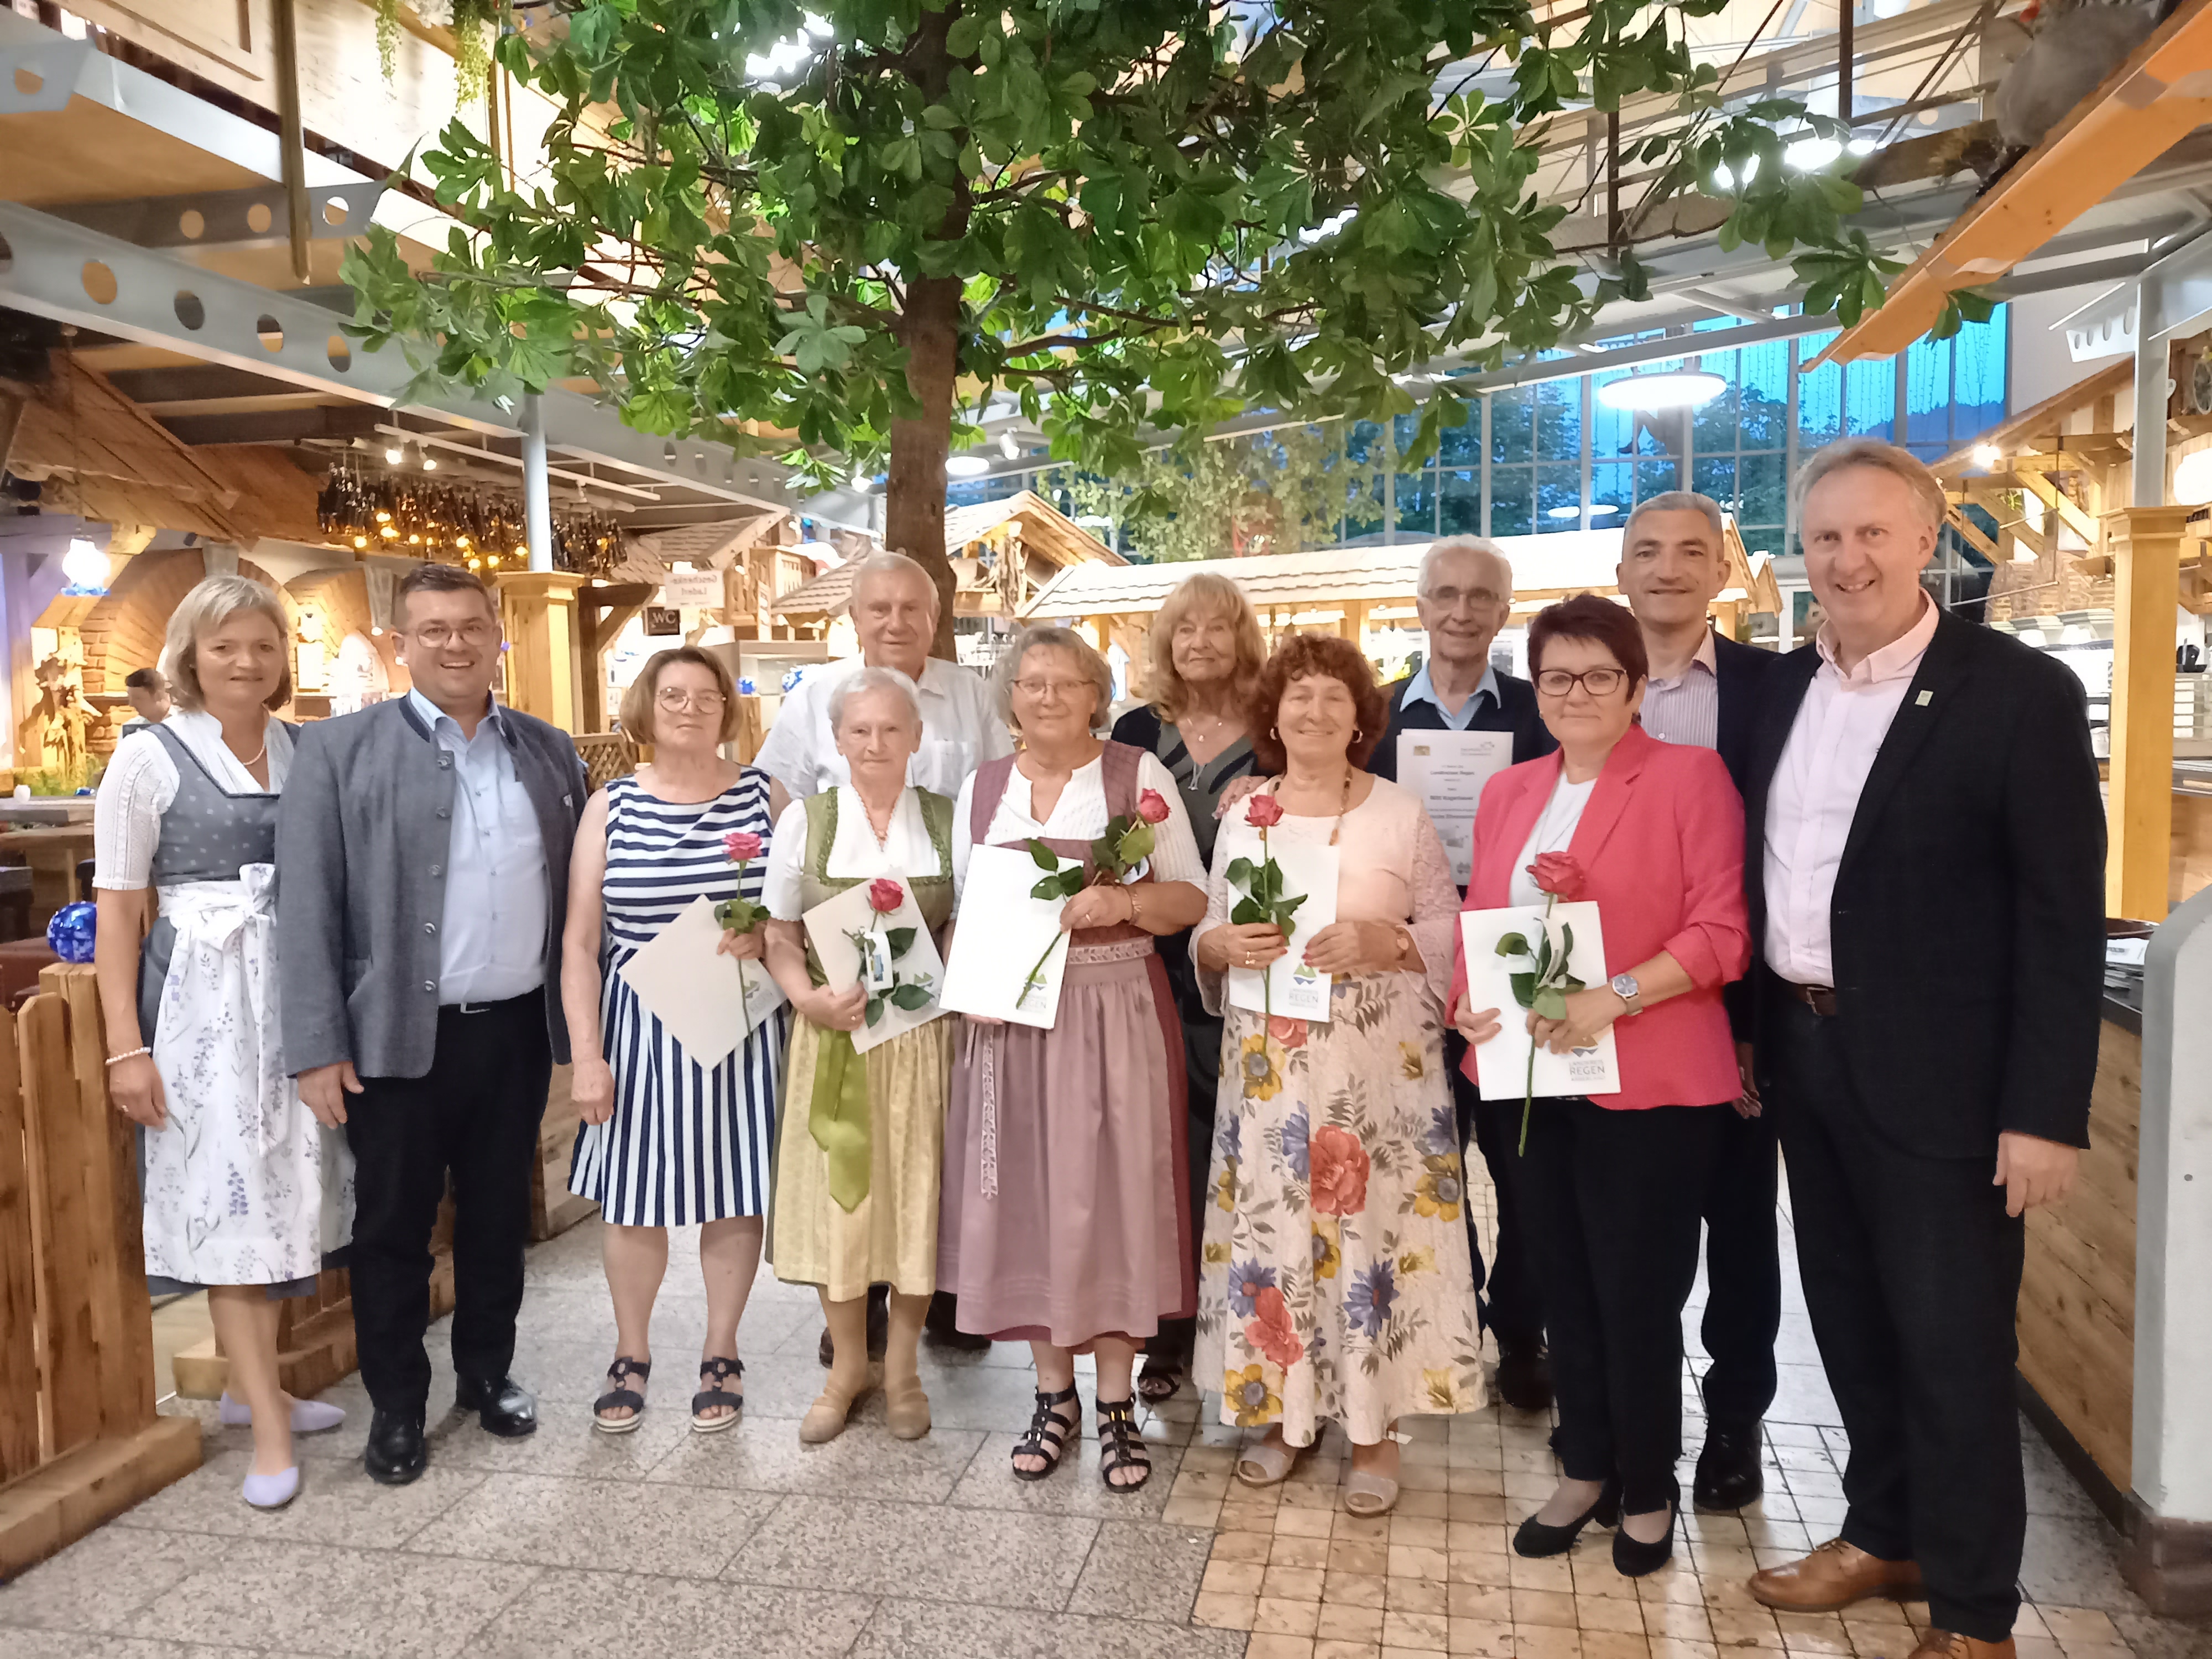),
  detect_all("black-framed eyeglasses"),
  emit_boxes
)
[1535,666,1629,698]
